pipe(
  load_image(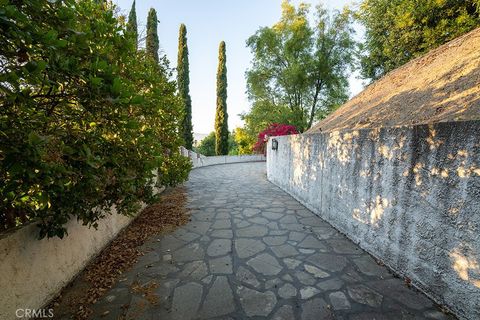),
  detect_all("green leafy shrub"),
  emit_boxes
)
[195,132,216,156]
[232,127,255,155]
[195,131,239,156]
[0,0,191,238]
